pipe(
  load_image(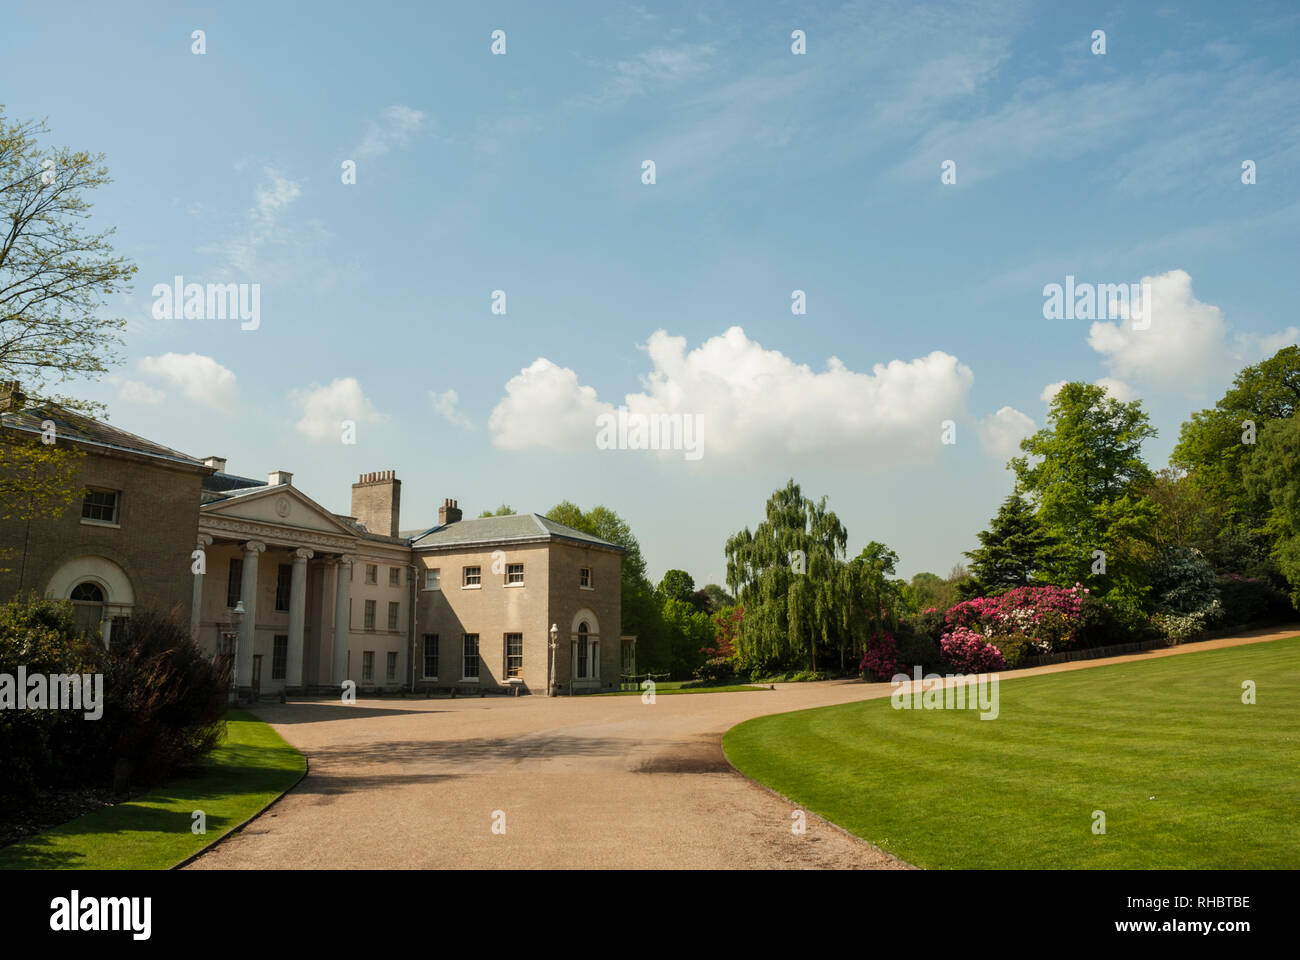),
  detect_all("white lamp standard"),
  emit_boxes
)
[227,600,245,704]
[548,623,559,698]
